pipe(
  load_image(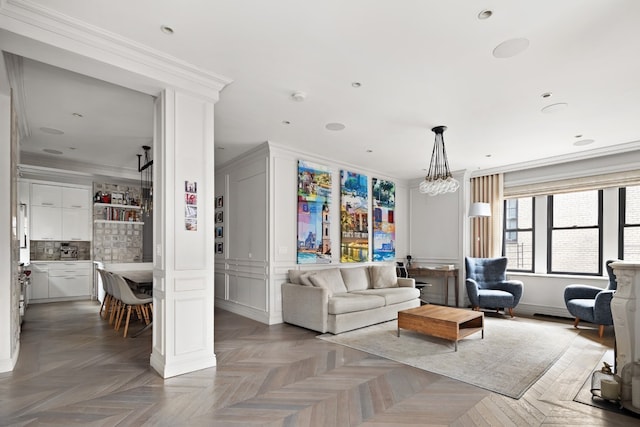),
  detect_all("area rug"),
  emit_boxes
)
[318,315,577,399]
